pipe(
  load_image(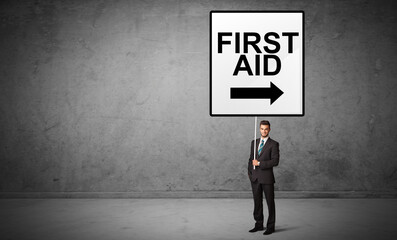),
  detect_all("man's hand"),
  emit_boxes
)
[252,159,259,166]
